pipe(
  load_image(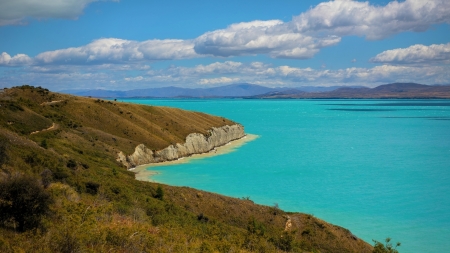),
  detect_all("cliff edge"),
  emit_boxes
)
[117,124,245,168]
